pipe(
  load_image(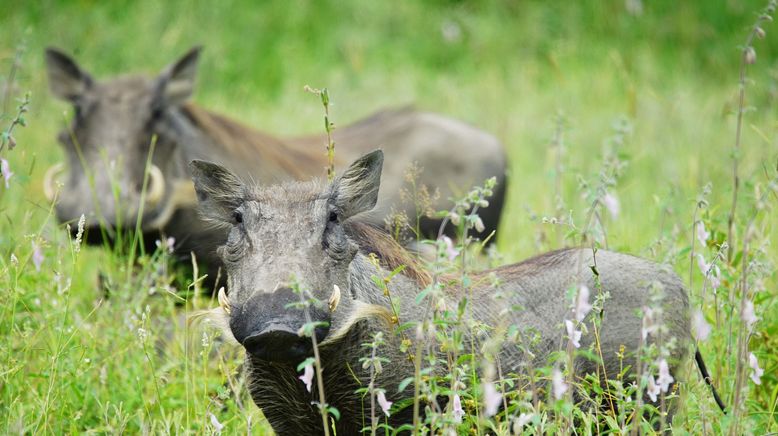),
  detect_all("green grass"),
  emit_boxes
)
[1,0,777,433]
